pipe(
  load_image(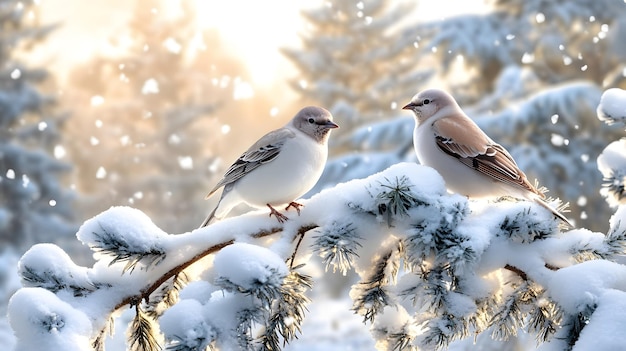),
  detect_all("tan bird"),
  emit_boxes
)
[403,88,573,227]
[201,106,338,227]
